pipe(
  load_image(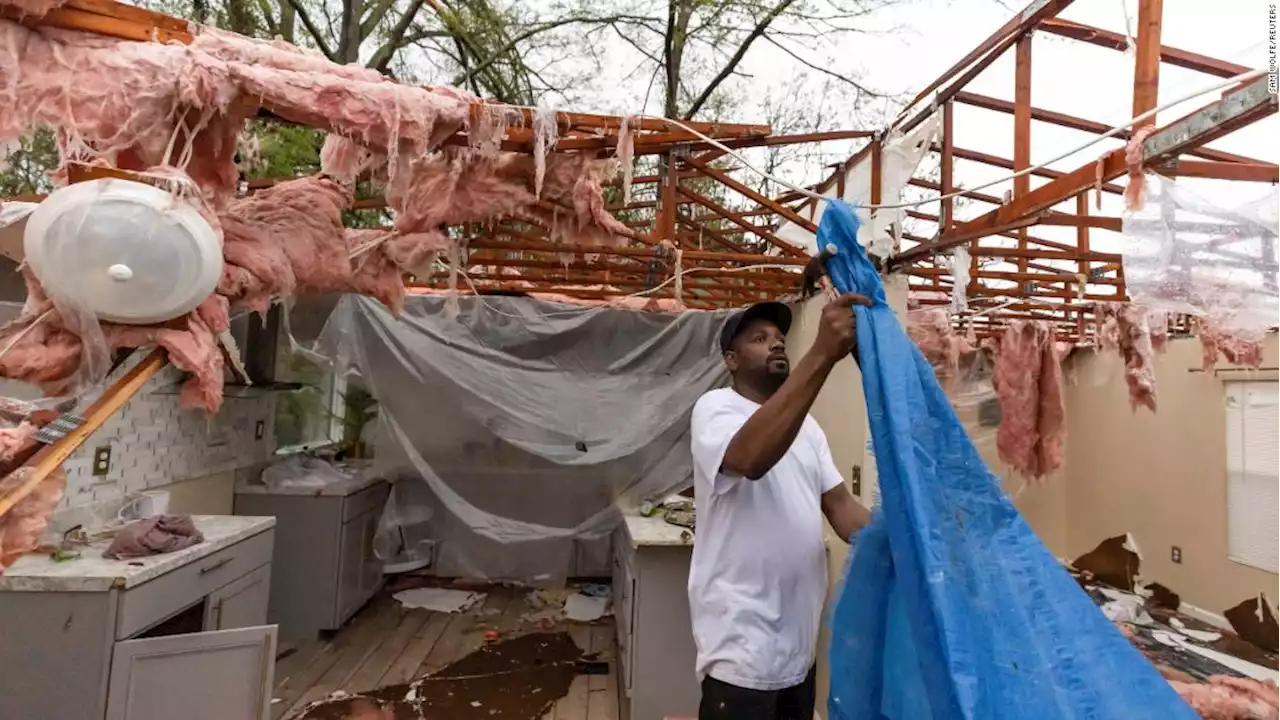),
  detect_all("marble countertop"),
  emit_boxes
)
[623,512,695,548]
[233,474,385,498]
[0,515,276,593]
